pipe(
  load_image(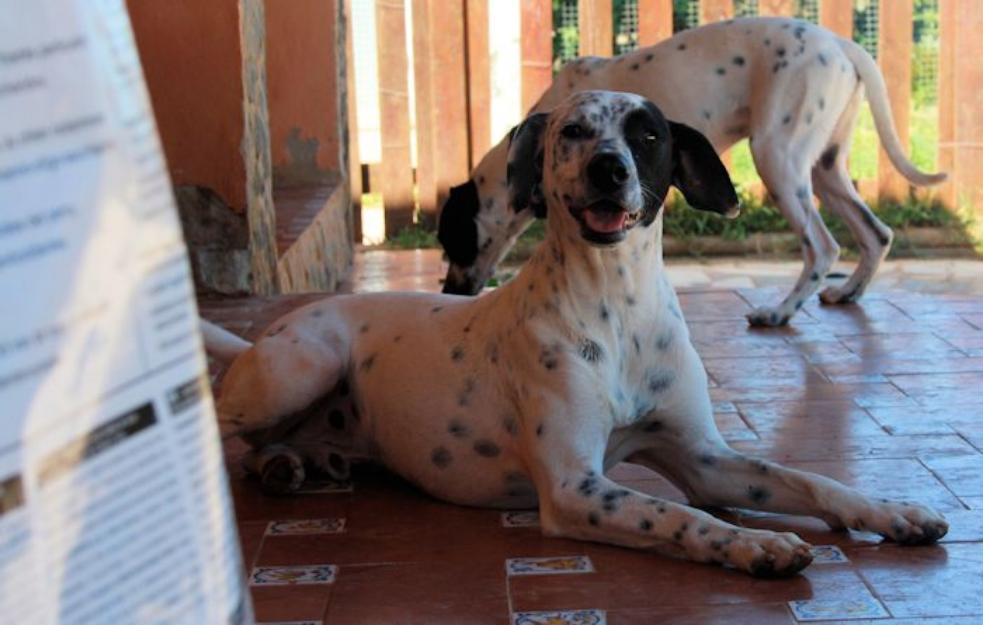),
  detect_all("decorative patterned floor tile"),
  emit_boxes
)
[506,556,594,576]
[788,593,889,622]
[250,564,337,586]
[809,544,849,564]
[512,609,606,625]
[502,510,540,528]
[296,479,353,494]
[266,518,346,536]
